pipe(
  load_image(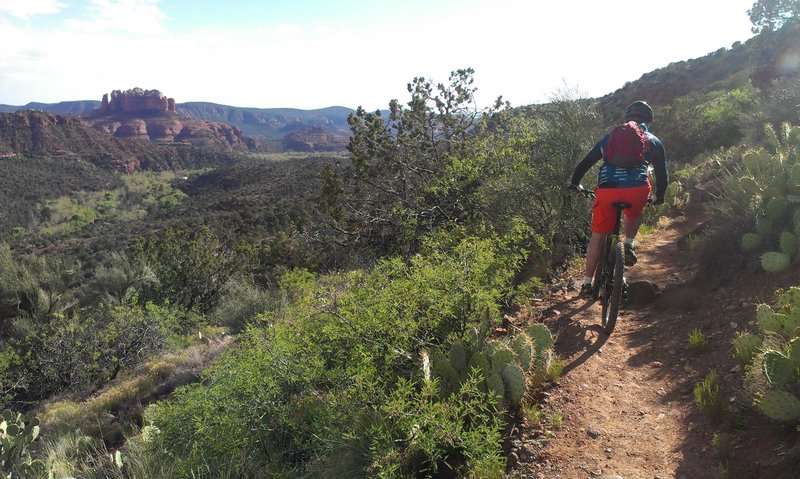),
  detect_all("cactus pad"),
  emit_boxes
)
[740,232,762,252]
[777,287,800,310]
[448,341,467,373]
[757,304,785,333]
[513,334,534,371]
[760,391,800,423]
[763,350,797,387]
[485,372,505,409]
[490,345,516,375]
[766,197,789,221]
[761,252,791,273]
[501,363,527,406]
[732,333,762,366]
[525,324,554,352]
[780,232,799,256]
[468,352,491,378]
[431,353,460,395]
[755,217,774,237]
